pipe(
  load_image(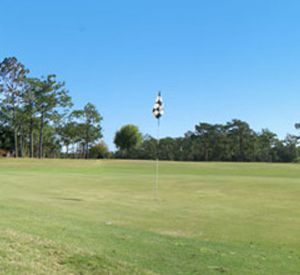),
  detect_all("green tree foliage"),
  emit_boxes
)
[90,141,110,159]
[0,57,29,157]
[272,135,298,163]
[71,103,103,158]
[32,75,72,158]
[0,56,298,162]
[57,121,78,155]
[255,129,277,162]
[295,123,300,140]
[121,120,299,163]
[114,125,142,157]
[137,135,157,160]
[0,125,14,151]
[0,57,103,159]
